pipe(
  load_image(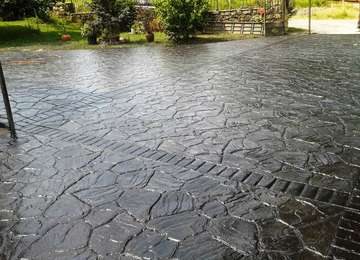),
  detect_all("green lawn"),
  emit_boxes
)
[0,19,85,50]
[294,0,327,8]
[208,0,359,19]
[292,2,359,20]
[209,0,259,10]
[0,19,259,51]
[121,32,257,44]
